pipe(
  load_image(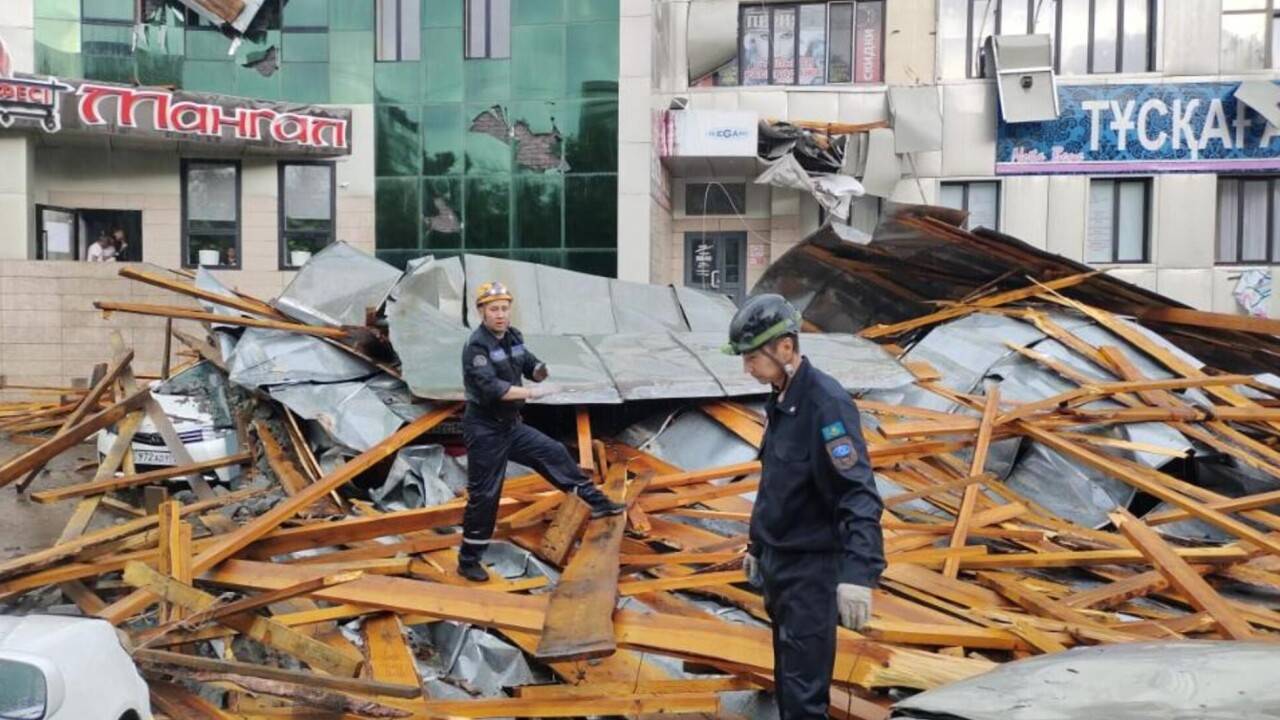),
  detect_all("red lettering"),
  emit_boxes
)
[270,114,309,145]
[77,83,127,125]
[309,118,348,149]
[169,102,214,134]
